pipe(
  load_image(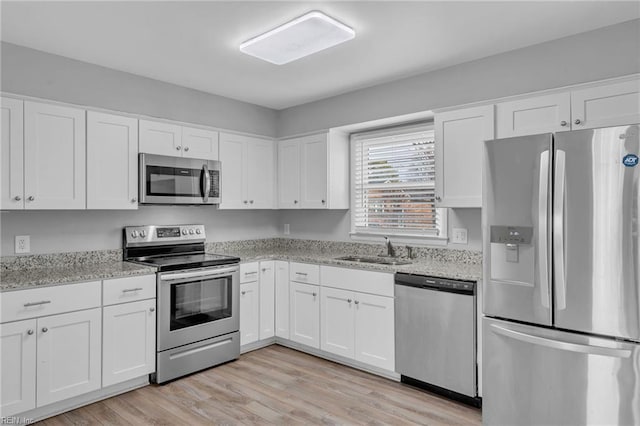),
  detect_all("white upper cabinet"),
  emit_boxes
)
[139,120,182,156]
[219,132,275,209]
[24,101,86,209]
[181,126,219,160]
[277,131,349,209]
[140,120,218,159]
[496,92,571,138]
[87,111,139,209]
[434,105,494,208]
[1,97,24,210]
[571,79,640,129]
